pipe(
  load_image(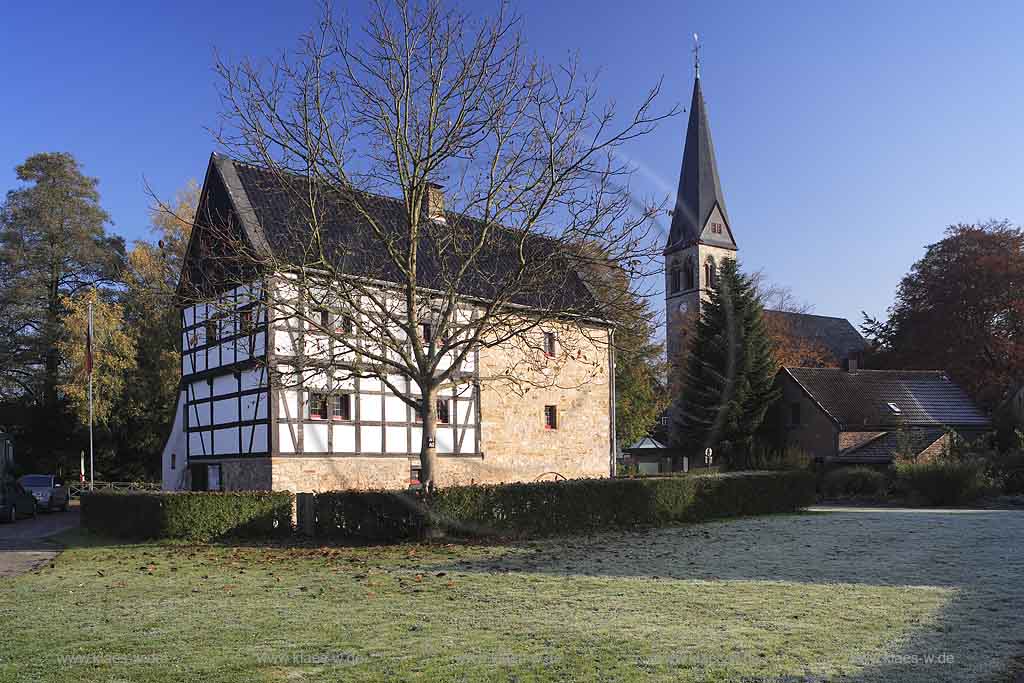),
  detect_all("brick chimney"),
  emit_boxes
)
[423,183,446,223]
